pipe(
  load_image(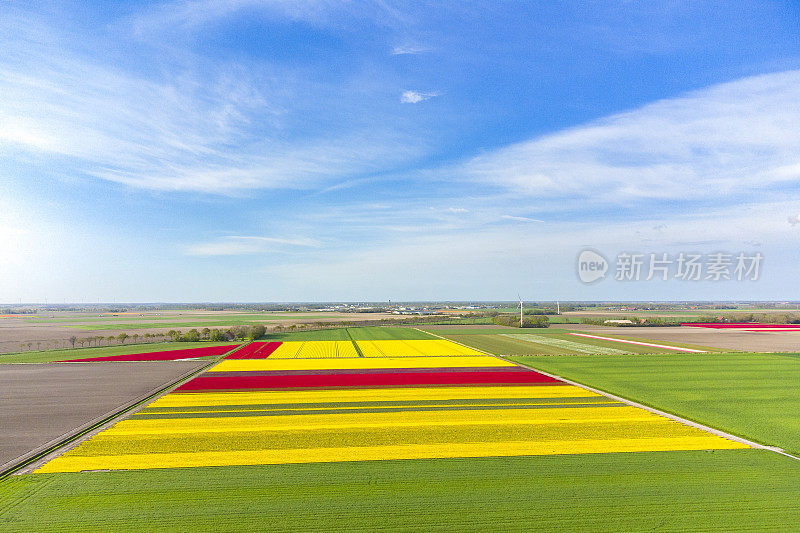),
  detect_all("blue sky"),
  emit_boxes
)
[2,0,800,302]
